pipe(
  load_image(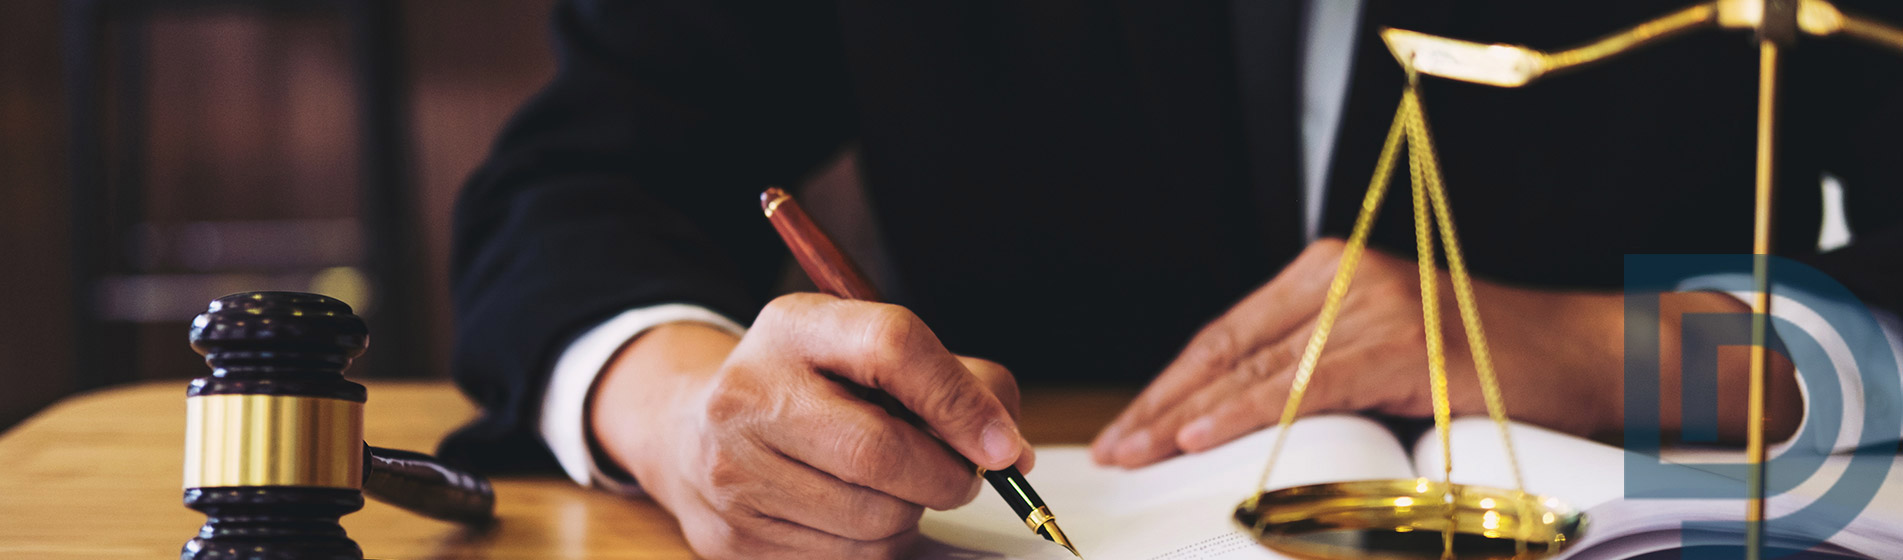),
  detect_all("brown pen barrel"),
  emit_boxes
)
[761,187,882,300]
[759,189,1080,557]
